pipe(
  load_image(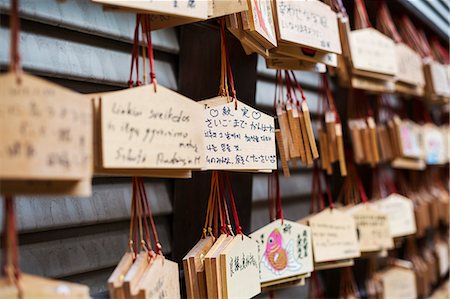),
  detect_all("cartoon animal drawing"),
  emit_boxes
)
[262,228,301,275]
